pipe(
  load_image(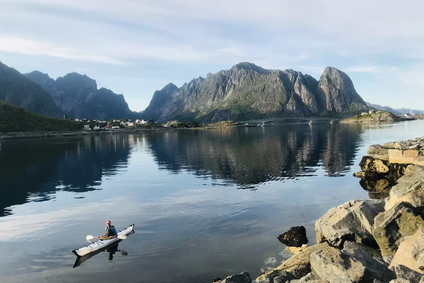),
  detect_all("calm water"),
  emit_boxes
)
[0,121,423,283]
